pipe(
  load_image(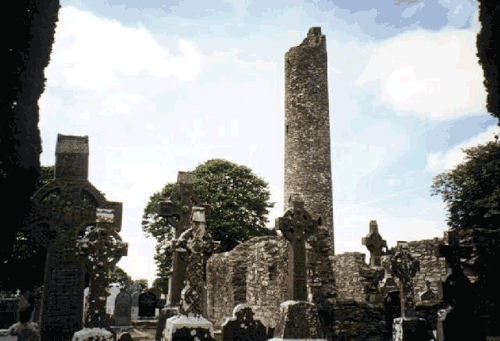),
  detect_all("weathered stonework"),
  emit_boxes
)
[331,252,375,303]
[284,26,334,255]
